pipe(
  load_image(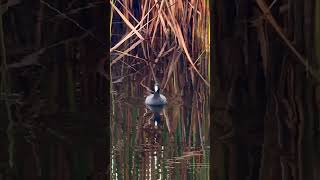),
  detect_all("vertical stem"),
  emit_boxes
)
[316,0,320,65]
[35,2,43,49]
[66,58,76,112]
[0,11,14,169]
